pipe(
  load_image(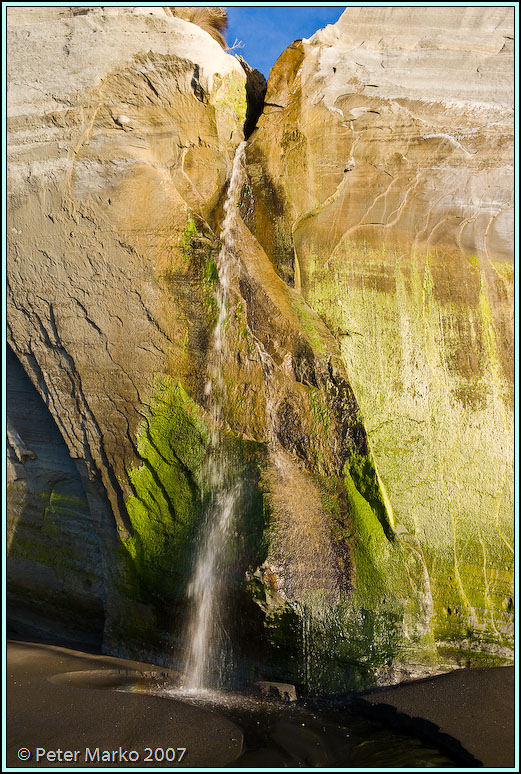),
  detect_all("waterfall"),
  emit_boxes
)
[183,142,246,691]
